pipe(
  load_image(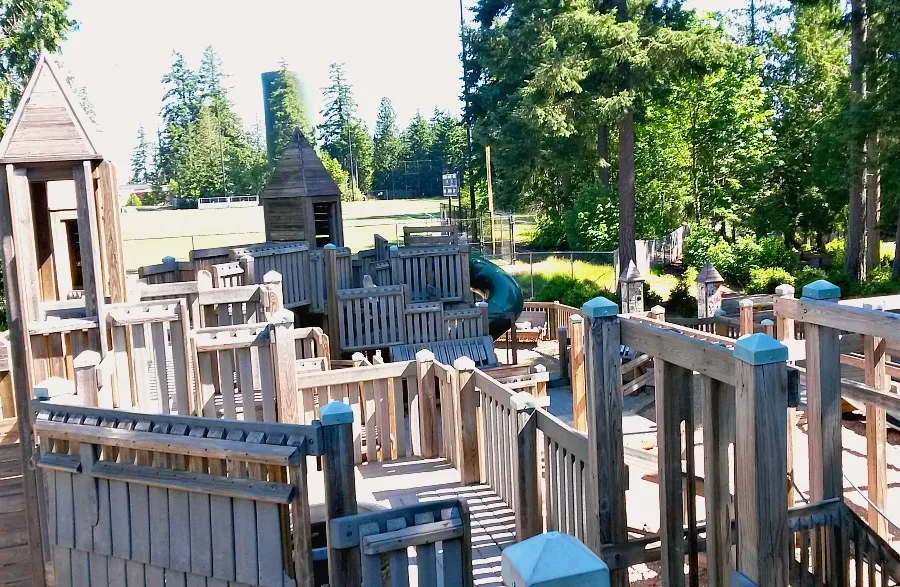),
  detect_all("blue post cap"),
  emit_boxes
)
[319,401,353,426]
[501,531,610,586]
[323,243,337,250]
[802,280,840,300]
[733,333,788,366]
[581,296,619,318]
[390,245,399,250]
